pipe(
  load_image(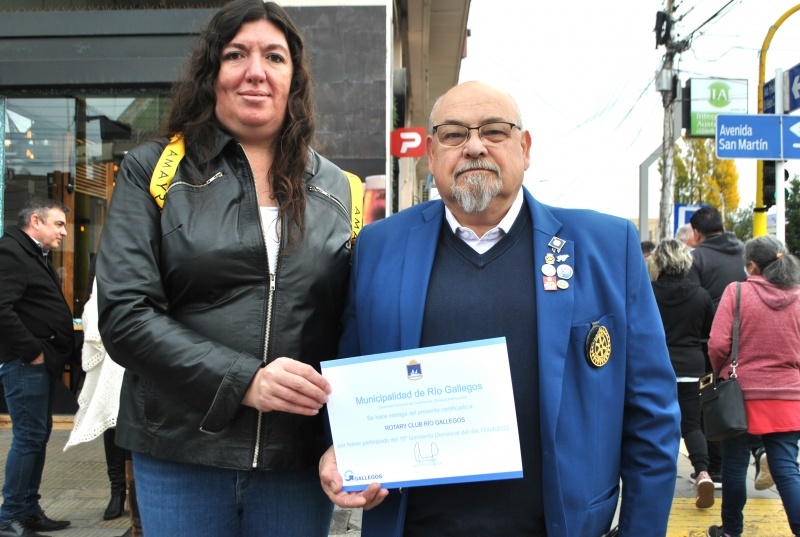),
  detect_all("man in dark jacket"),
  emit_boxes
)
[688,207,746,312]
[0,197,74,537]
[688,206,747,486]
